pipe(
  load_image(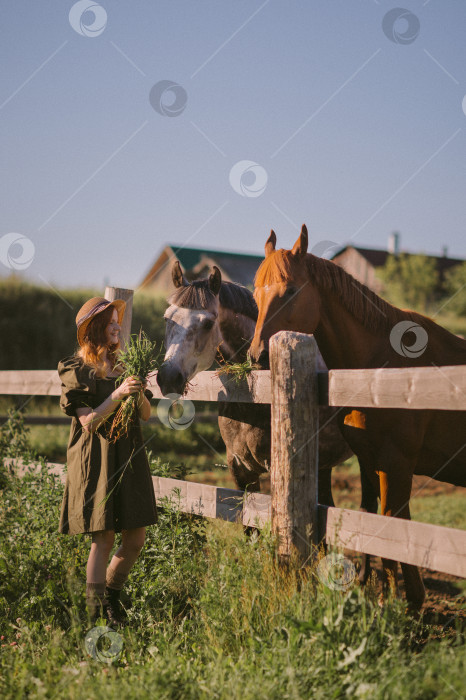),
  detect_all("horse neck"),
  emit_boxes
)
[314,293,382,370]
[218,306,256,362]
